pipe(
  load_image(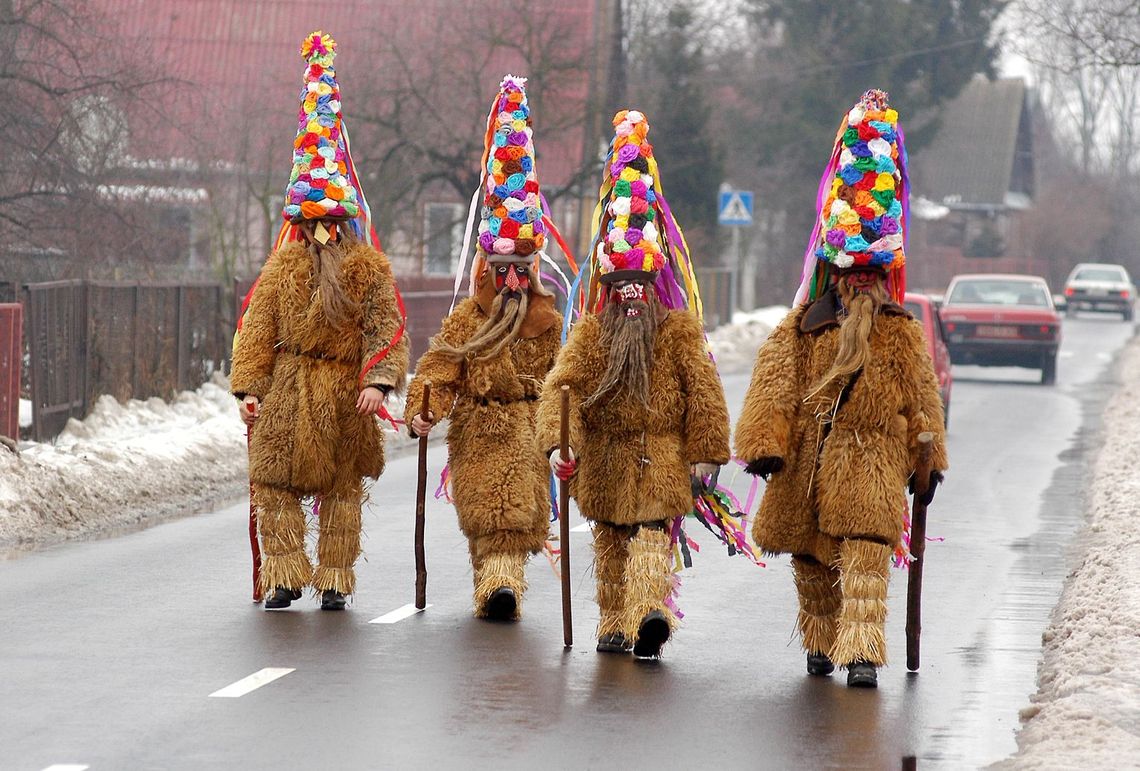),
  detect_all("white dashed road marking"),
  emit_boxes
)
[369,603,431,624]
[208,667,295,698]
[570,522,591,533]
[42,766,89,771]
